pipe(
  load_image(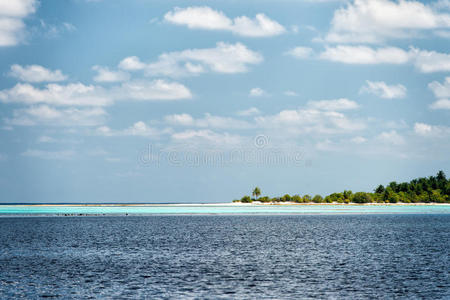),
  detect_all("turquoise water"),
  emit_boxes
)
[0,204,449,215]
